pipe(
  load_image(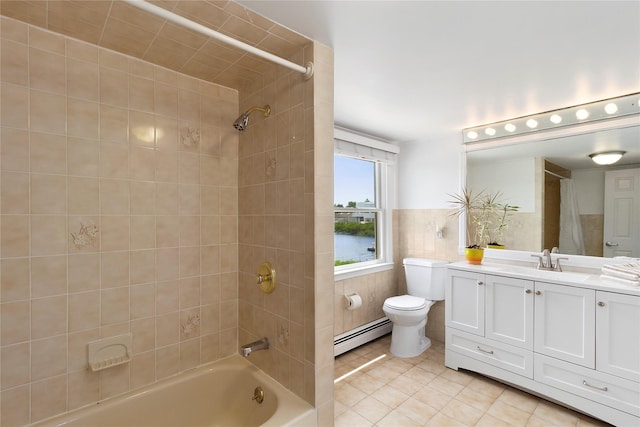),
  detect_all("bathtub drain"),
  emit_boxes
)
[252,386,264,404]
